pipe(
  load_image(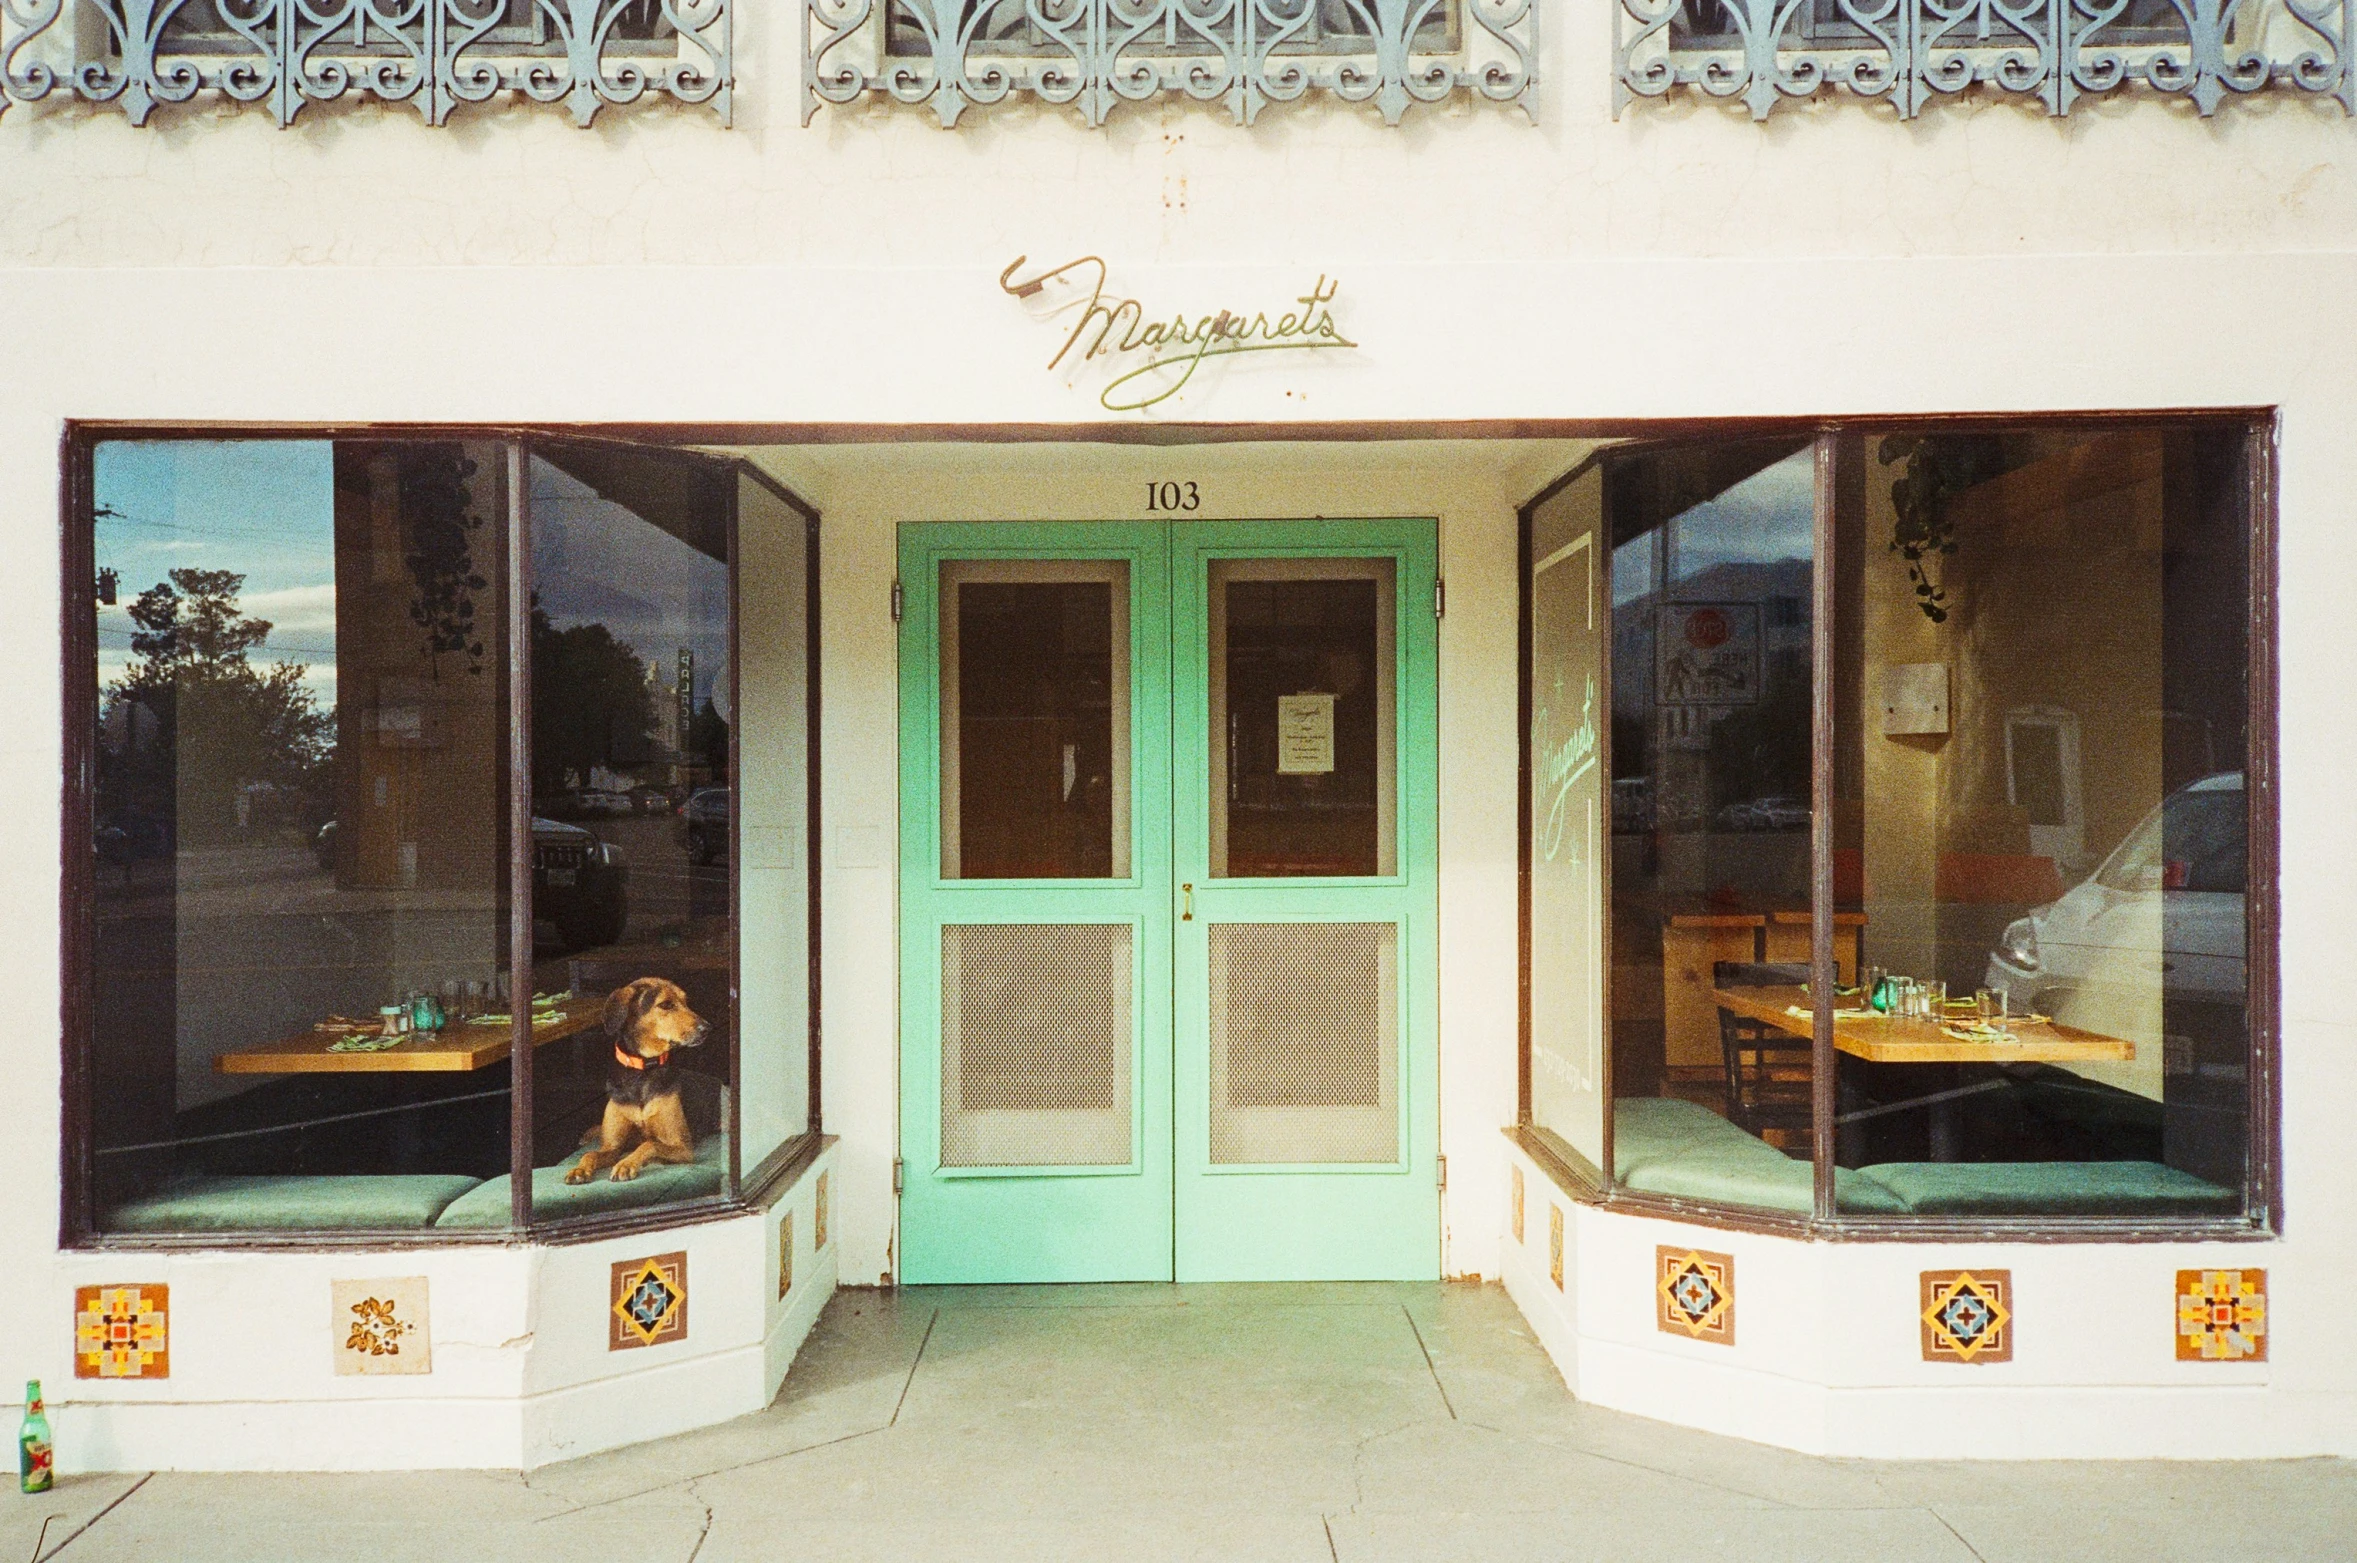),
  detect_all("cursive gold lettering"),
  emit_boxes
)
[1001,254,1359,413]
